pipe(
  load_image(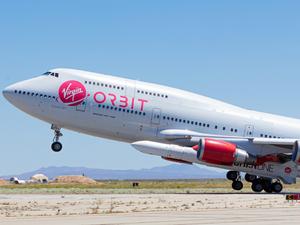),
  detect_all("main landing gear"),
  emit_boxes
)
[51,125,63,152]
[226,171,283,193]
[250,177,283,193]
[227,171,243,191]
